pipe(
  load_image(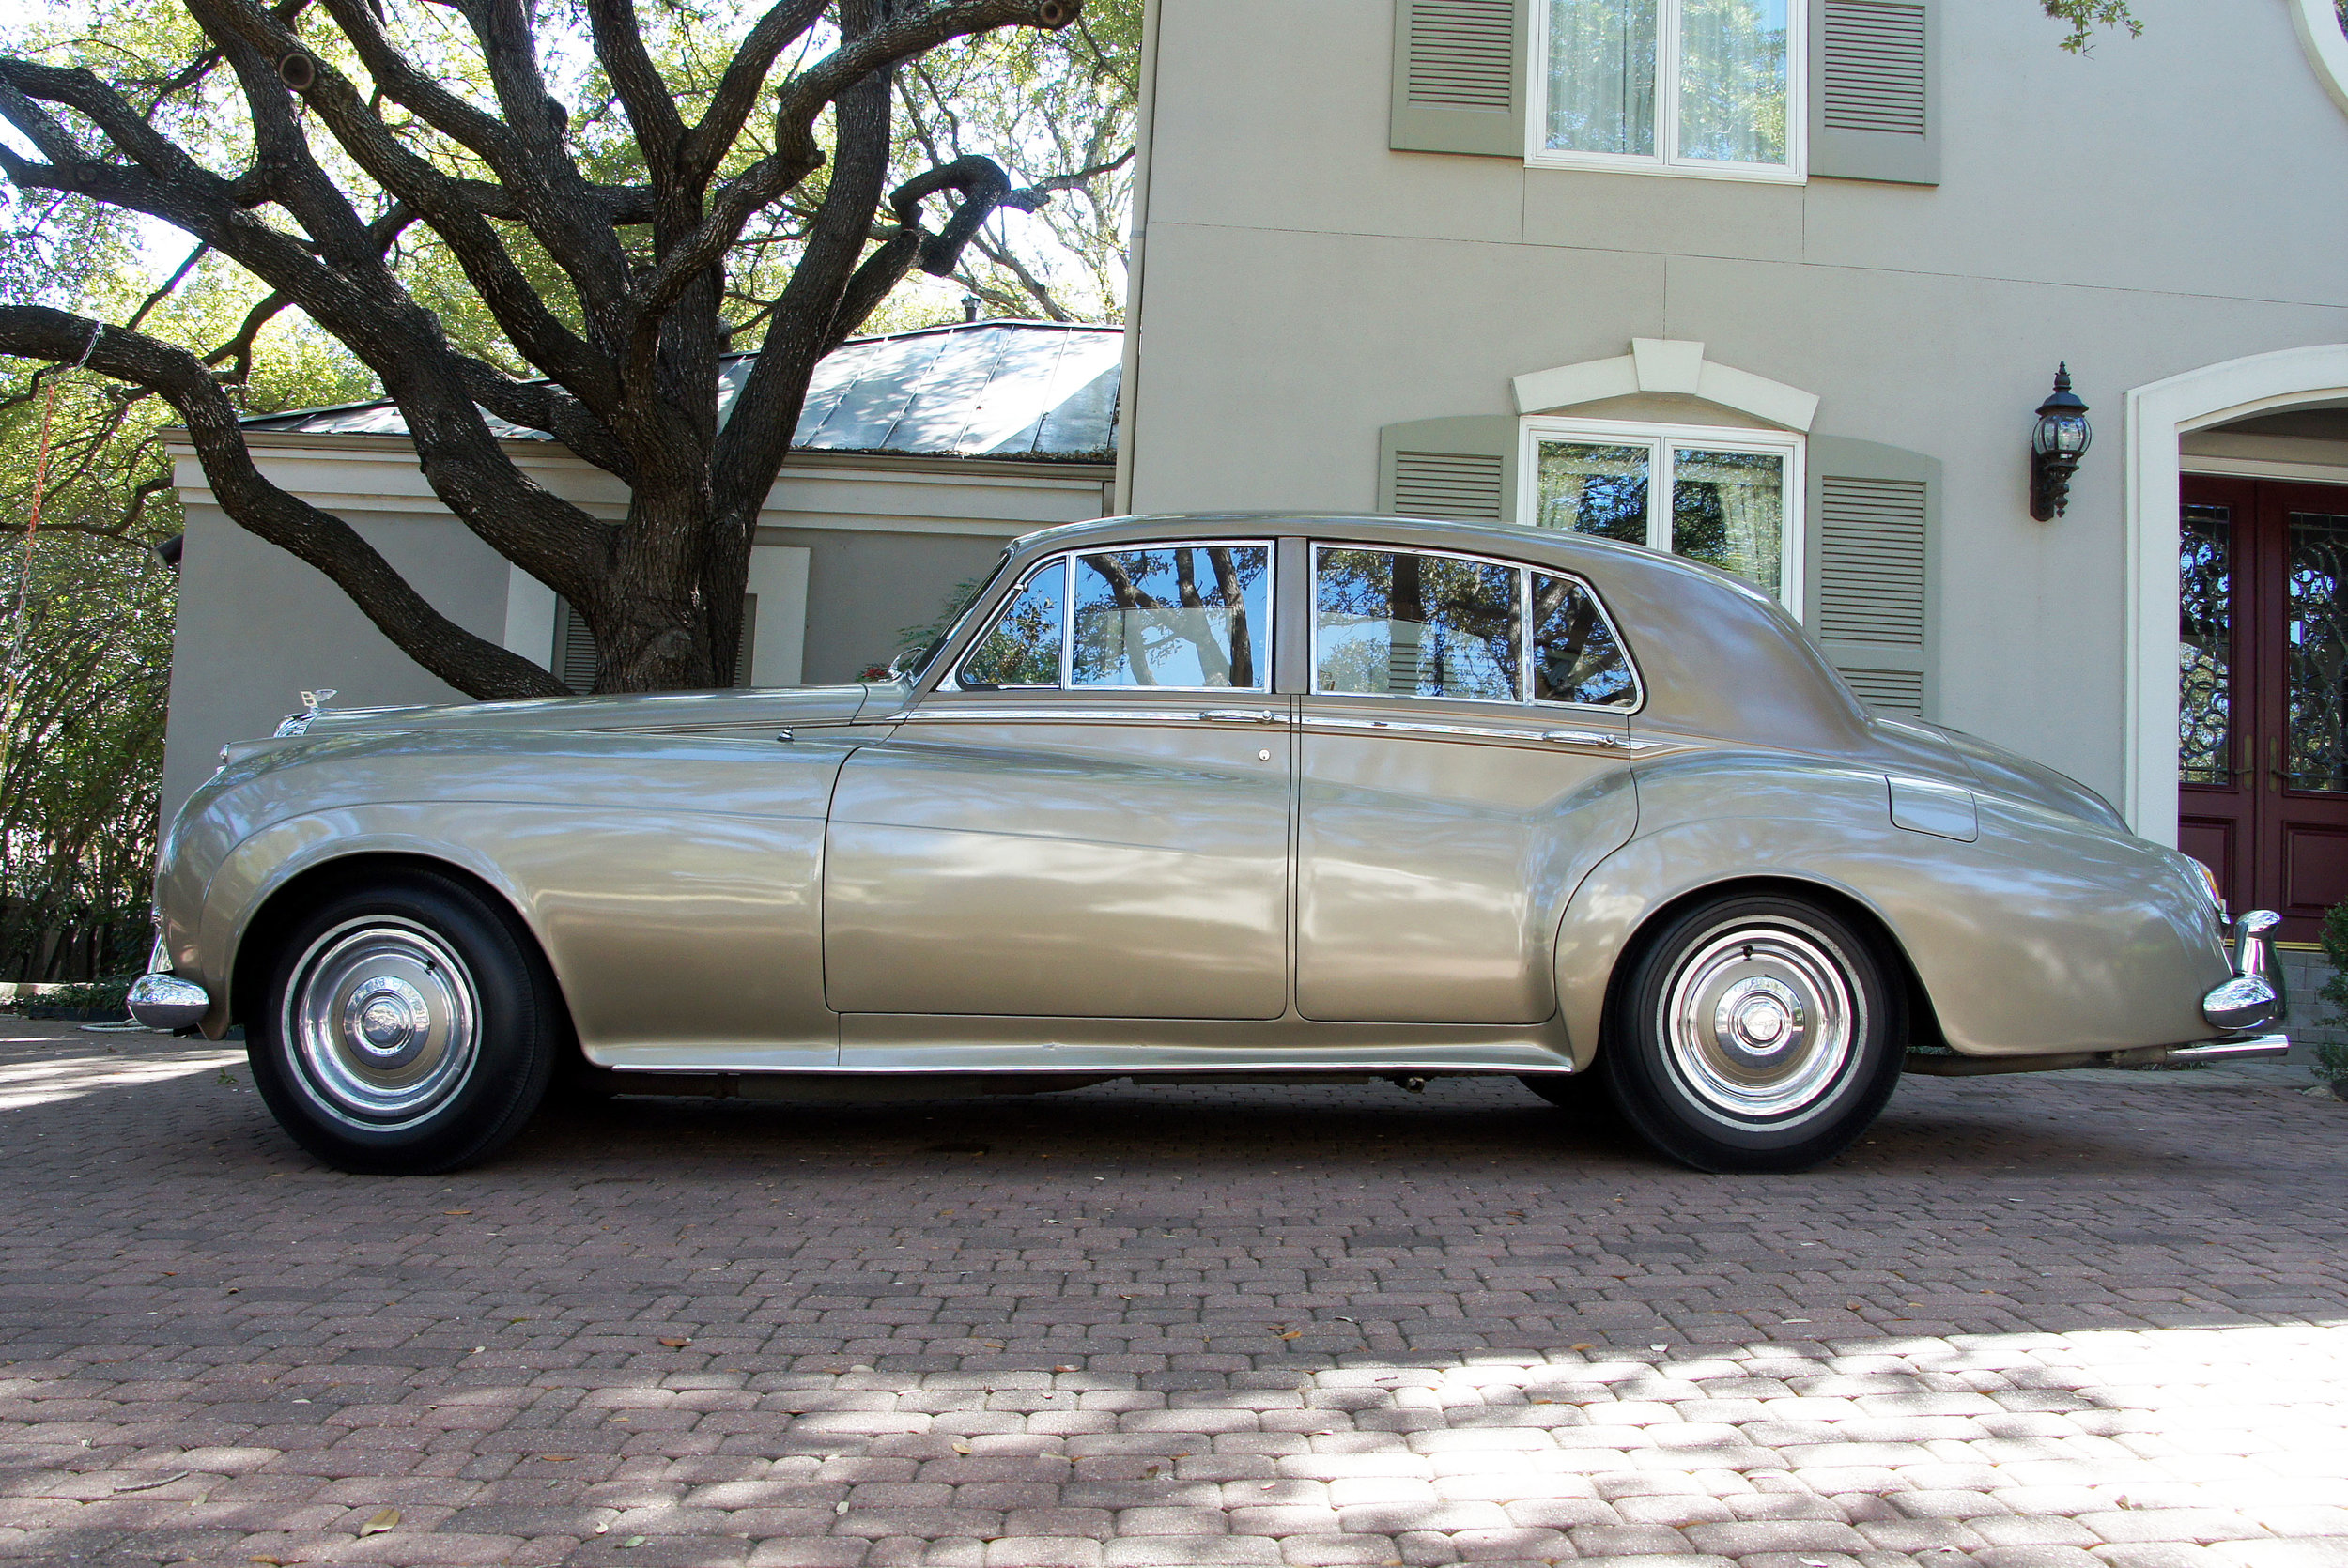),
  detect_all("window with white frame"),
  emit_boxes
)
[1531,0,1800,179]
[1521,418,1803,609]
